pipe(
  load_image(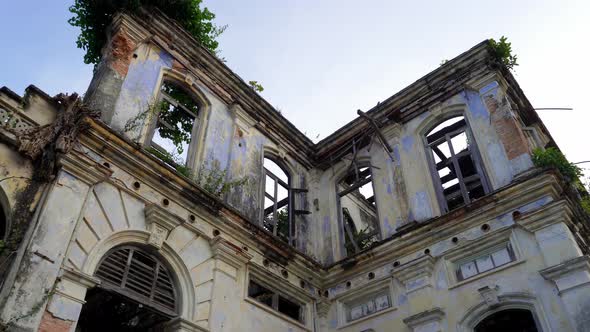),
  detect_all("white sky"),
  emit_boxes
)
[205,0,590,182]
[1,1,588,181]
